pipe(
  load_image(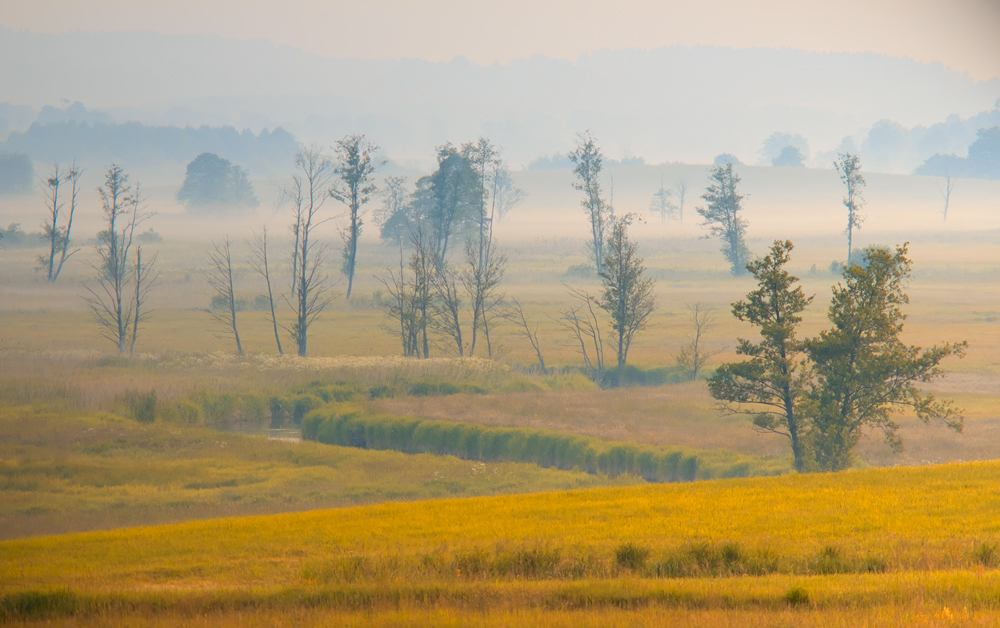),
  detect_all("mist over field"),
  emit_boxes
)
[2,3,1000,625]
